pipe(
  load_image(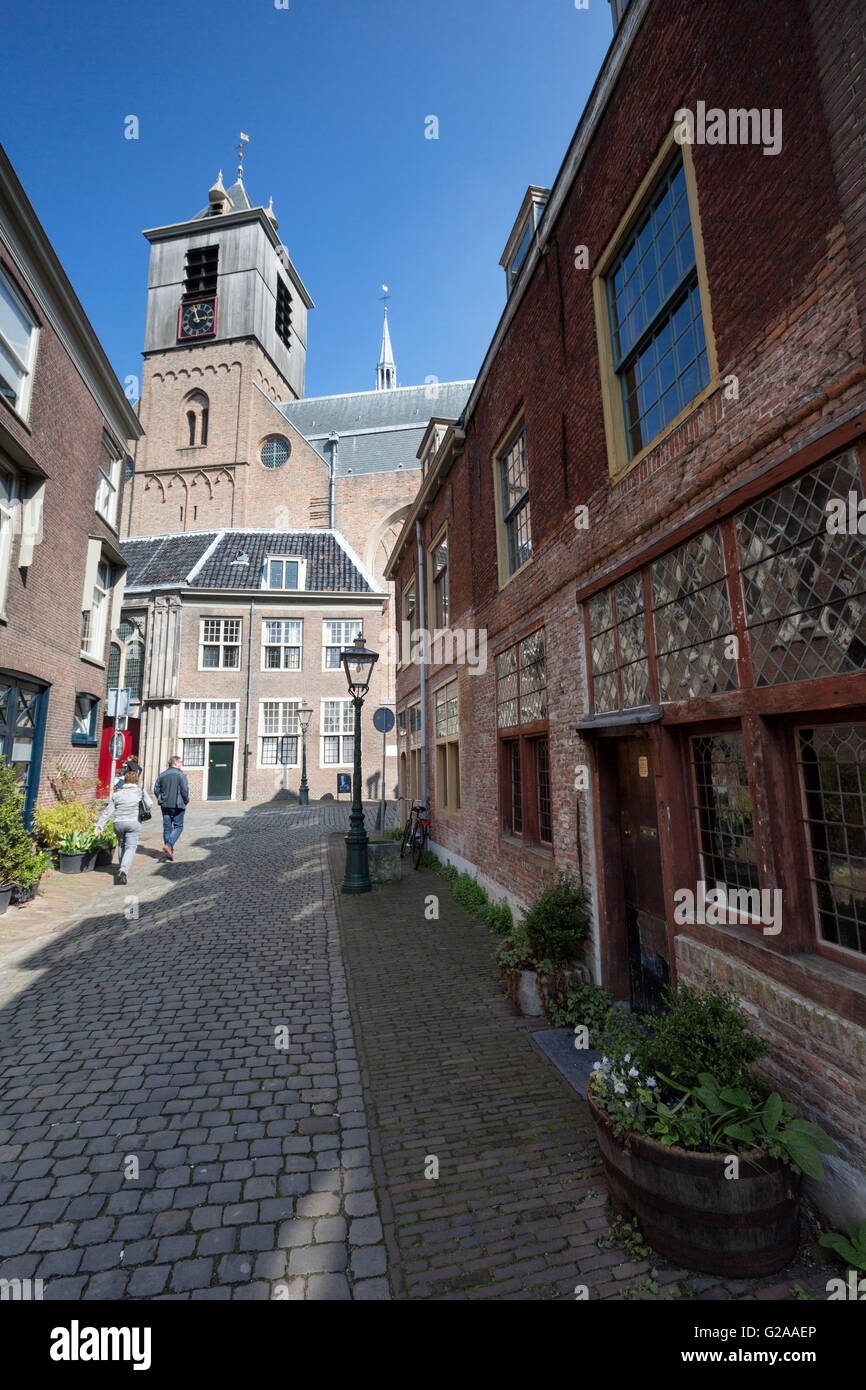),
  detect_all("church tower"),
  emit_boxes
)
[122,145,318,537]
